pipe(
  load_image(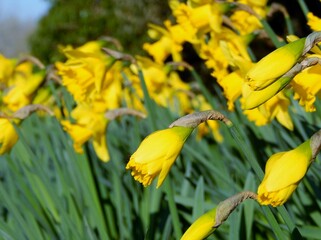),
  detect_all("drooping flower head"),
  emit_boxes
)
[257,129,321,206]
[126,126,193,188]
[181,191,257,240]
